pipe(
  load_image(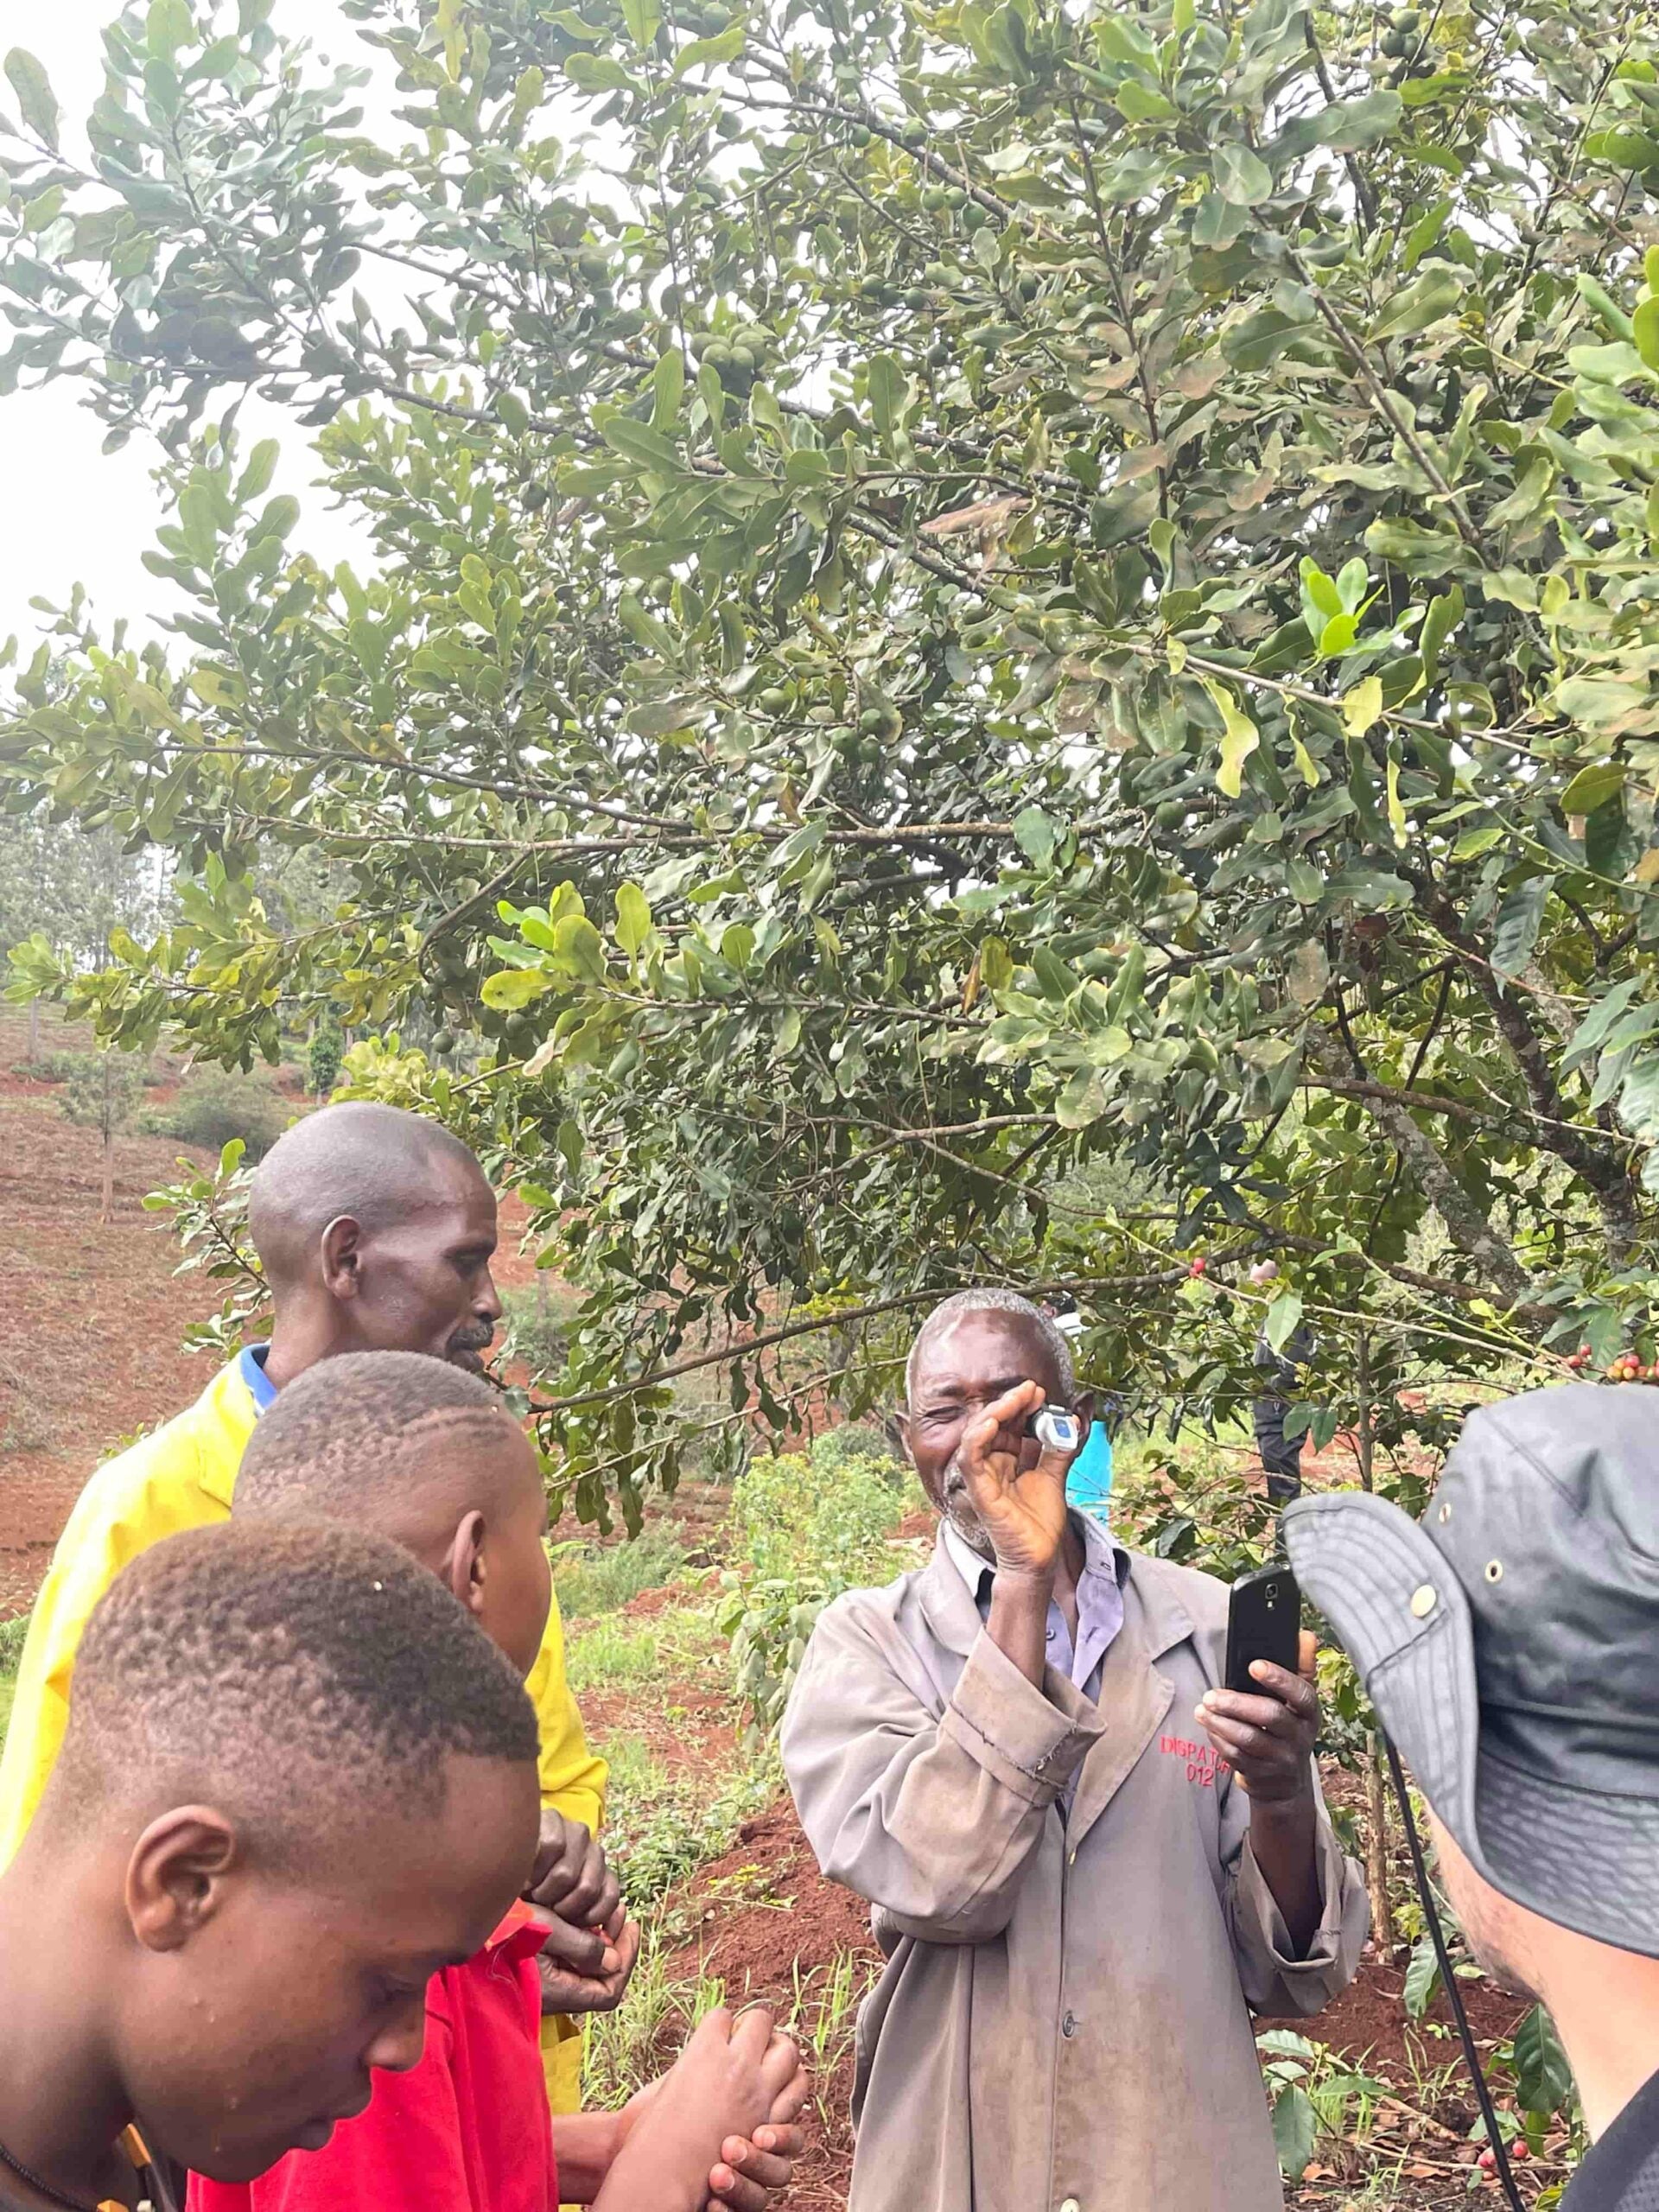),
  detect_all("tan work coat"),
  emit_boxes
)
[780,1541,1369,2212]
